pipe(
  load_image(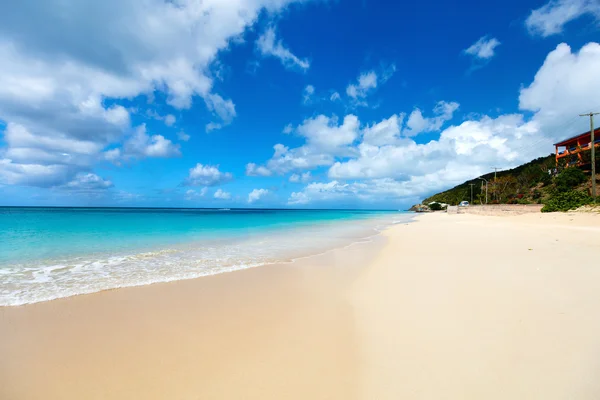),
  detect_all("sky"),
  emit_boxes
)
[1,0,600,209]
